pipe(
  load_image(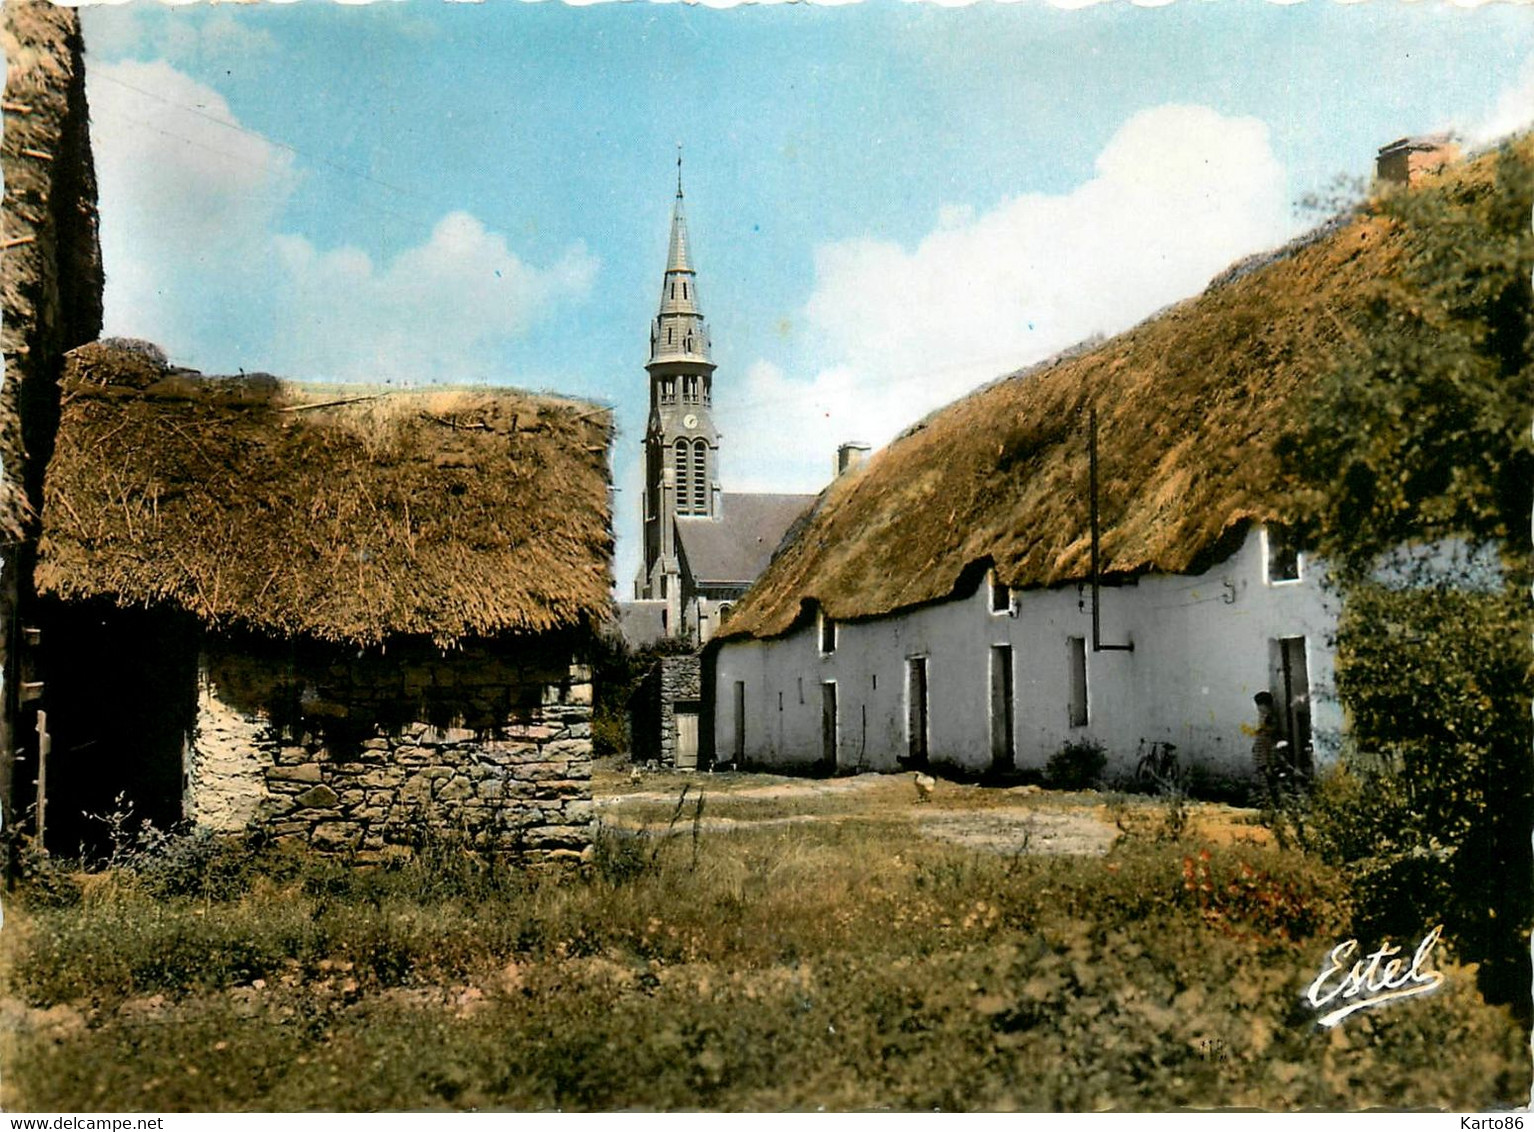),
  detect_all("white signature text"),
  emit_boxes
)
[1305,925,1444,1027]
